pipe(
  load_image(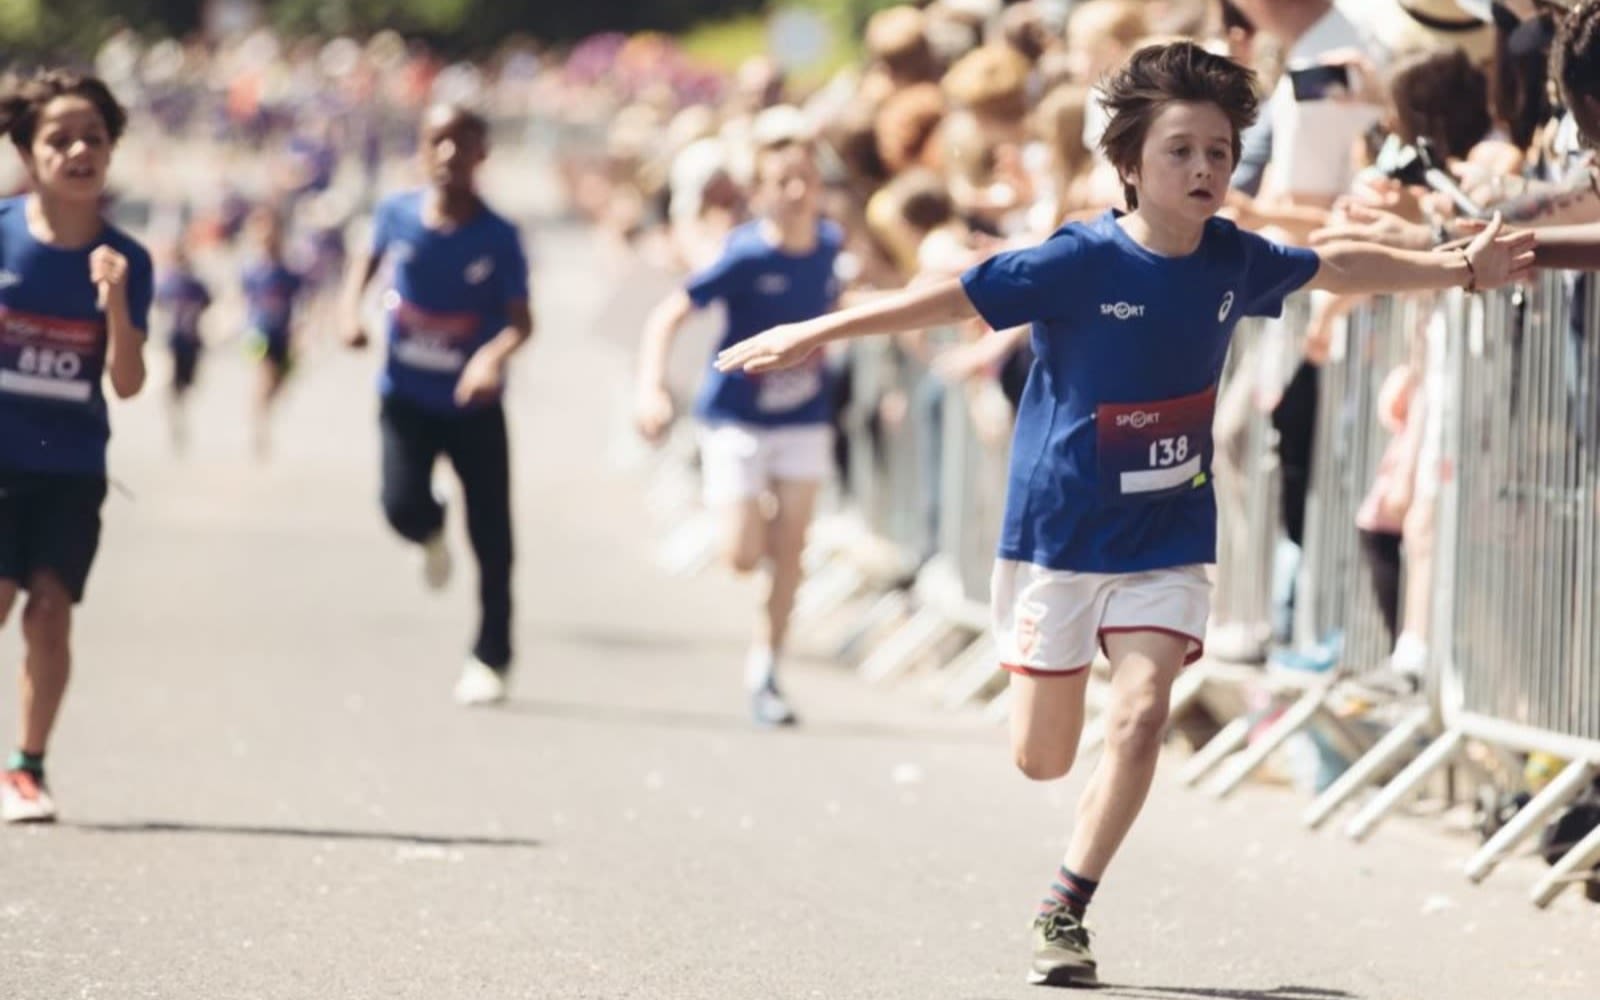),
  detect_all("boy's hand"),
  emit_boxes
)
[634,383,675,444]
[1462,214,1537,291]
[89,246,129,312]
[454,349,506,406]
[714,322,820,374]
